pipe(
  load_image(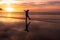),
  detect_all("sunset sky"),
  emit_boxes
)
[0,0,60,12]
